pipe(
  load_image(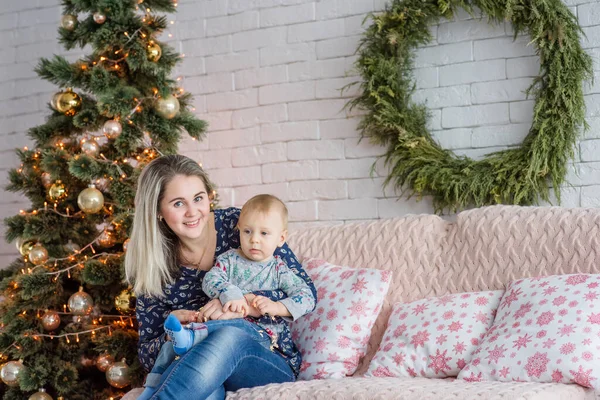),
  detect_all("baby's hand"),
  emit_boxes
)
[223,298,249,316]
[252,296,281,316]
